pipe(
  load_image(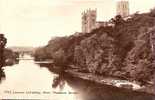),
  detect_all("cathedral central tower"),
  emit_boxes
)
[116,0,129,17]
